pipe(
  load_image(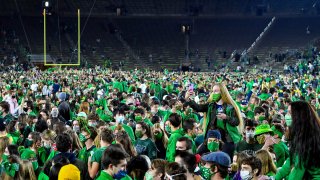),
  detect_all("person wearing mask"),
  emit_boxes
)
[175,136,194,154]
[185,83,243,159]
[182,118,198,153]
[110,108,135,143]
[240,156,262,180]
[53,133,87,180]
[97,144,131,180]
[165,162,187,179]
[175,150,201,180]
[255,149,277,177]
[254,124,286,168]
[254,107,267,124]
[0,101,13,124]
[200,151,231,180]
[166,113,184,162]
[87,113,99,128]
[88,128,114,179]
[276,101,320,180]
[197,130,223,155]
[236,119,262,156]
[39,129,57,166]
[115,130,137,158]
[72,120,81,134]
[127,155,149,180]
[133,108,153,127]
[144,159,167,180]
[78,126,97,165]
[151,123,168,159]
[57,92,71,121]
[20,132,42,175]
[134,122,157,160]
